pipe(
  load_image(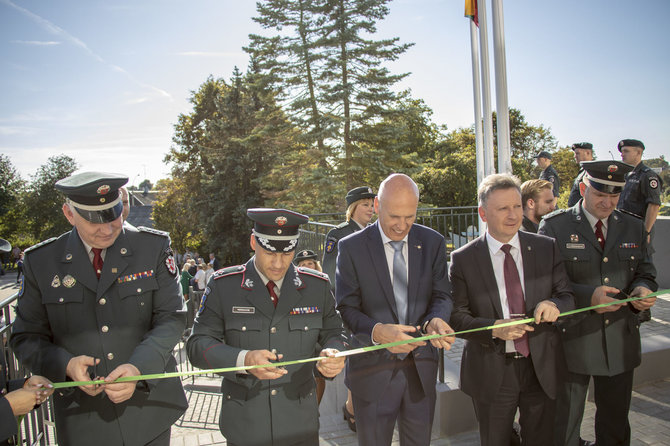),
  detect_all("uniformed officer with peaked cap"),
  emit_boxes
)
[539,160,657,446]
[187,208,346,446]
[294,249,318,264]
[322,186,376,289]
[567,142,594,207]
[10,171,188,446]
[535,151,561,198]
